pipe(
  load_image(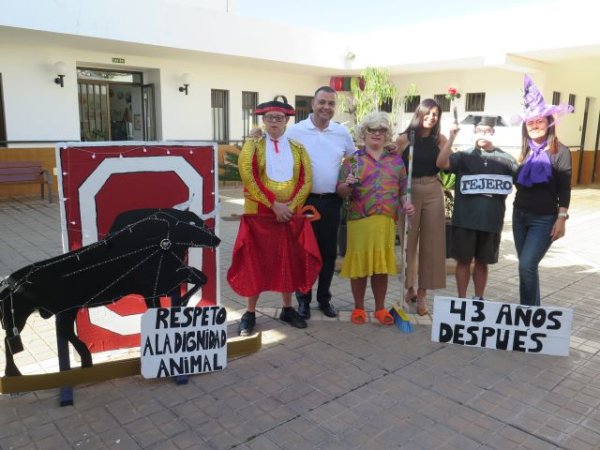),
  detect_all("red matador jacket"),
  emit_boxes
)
[227,136,322,297]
